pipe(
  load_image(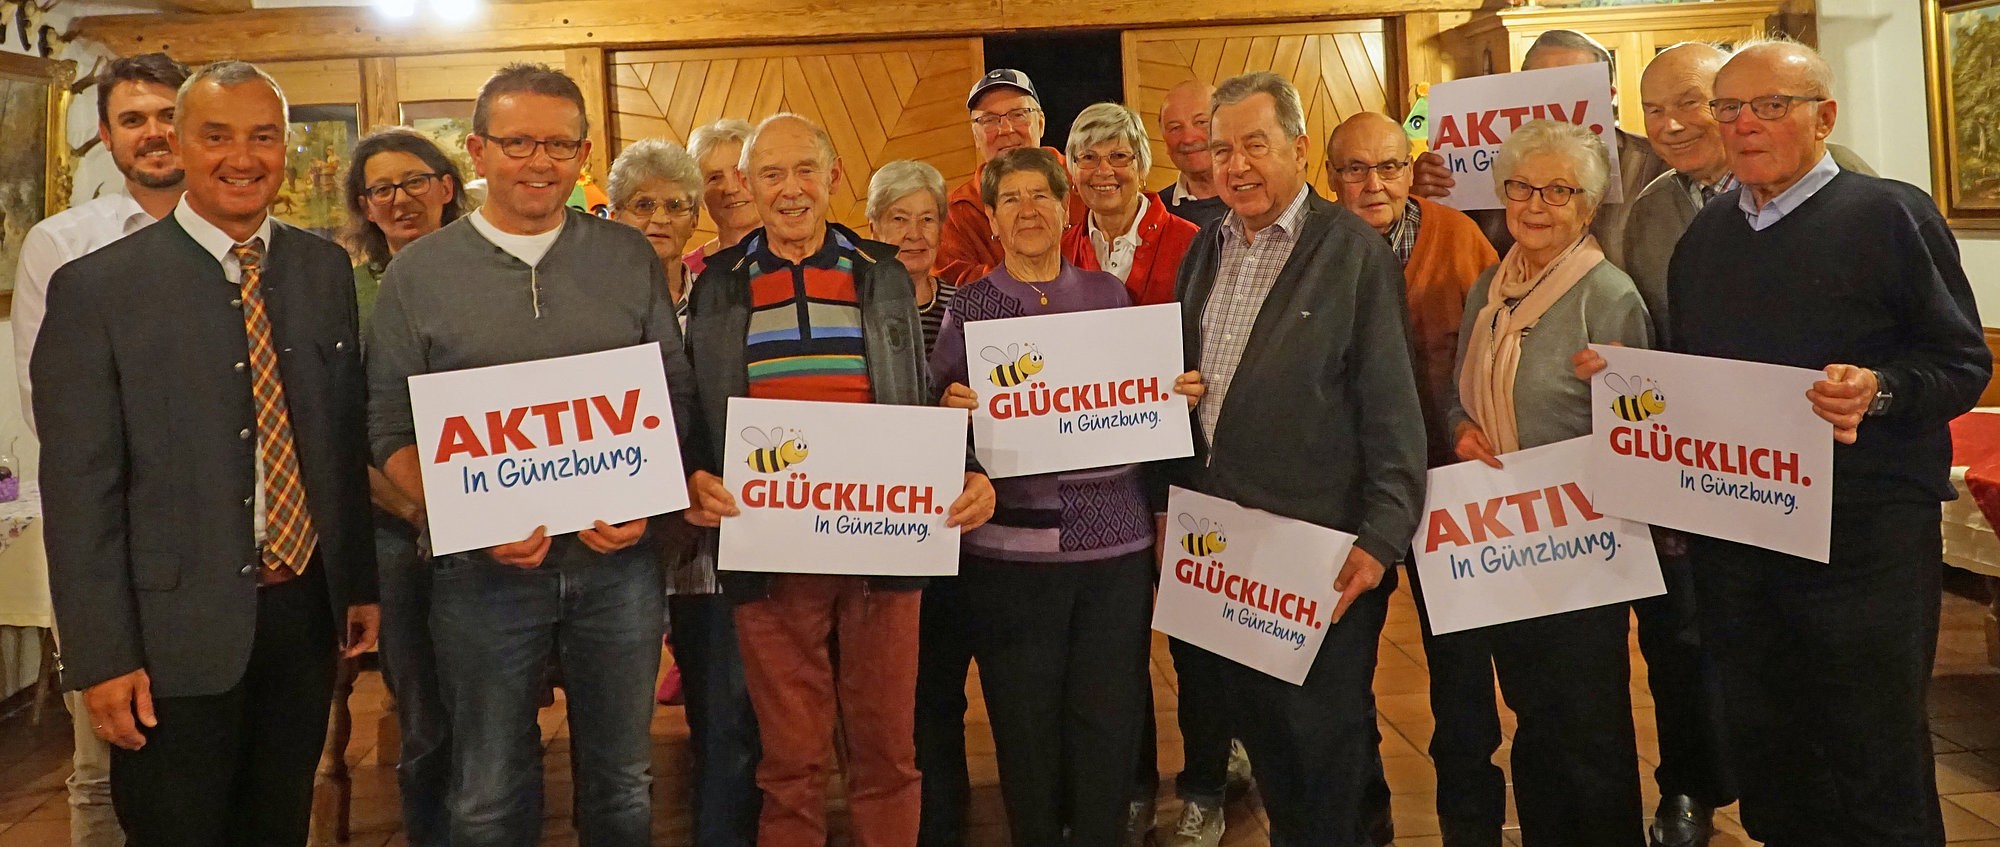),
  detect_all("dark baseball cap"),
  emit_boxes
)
[967,68,1039,110]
